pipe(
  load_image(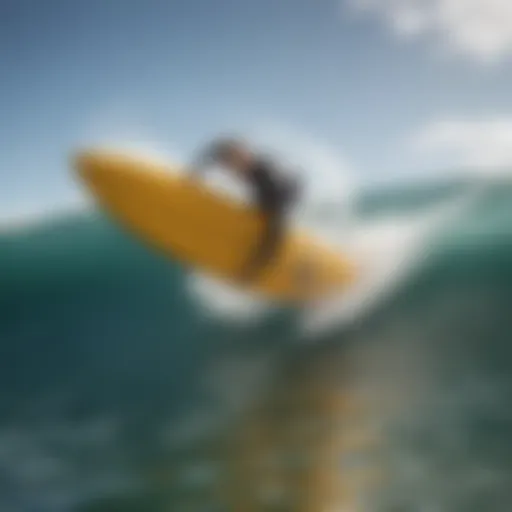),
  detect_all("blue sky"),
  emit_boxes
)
[2,0,512,220]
